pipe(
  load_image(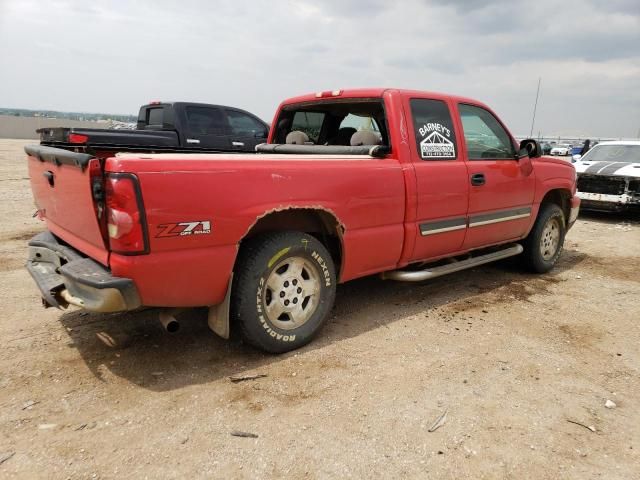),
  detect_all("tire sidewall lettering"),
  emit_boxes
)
[256,308,296,342]
[257,275,296,343]
[311,250,332,287]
